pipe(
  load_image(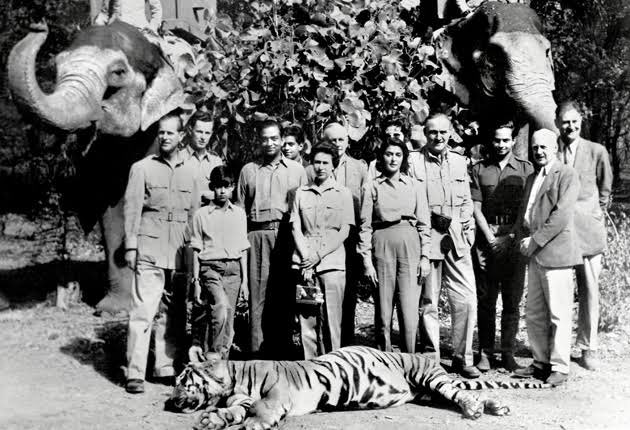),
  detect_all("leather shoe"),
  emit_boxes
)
[512,364,549,381]
[125,378,145,394]
[476,353,491,372]
[501,353,523,371]
[546,371,568,386]
[580,350,598,371]
[452,359,481,379]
